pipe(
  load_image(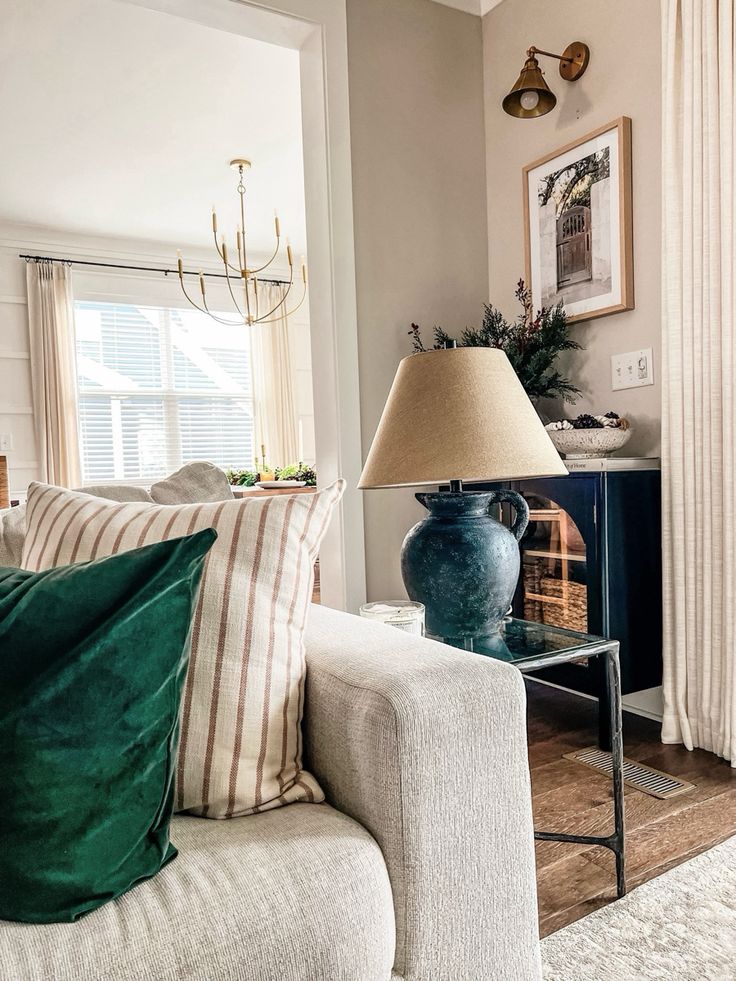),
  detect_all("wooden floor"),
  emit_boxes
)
[526,679,736,938]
